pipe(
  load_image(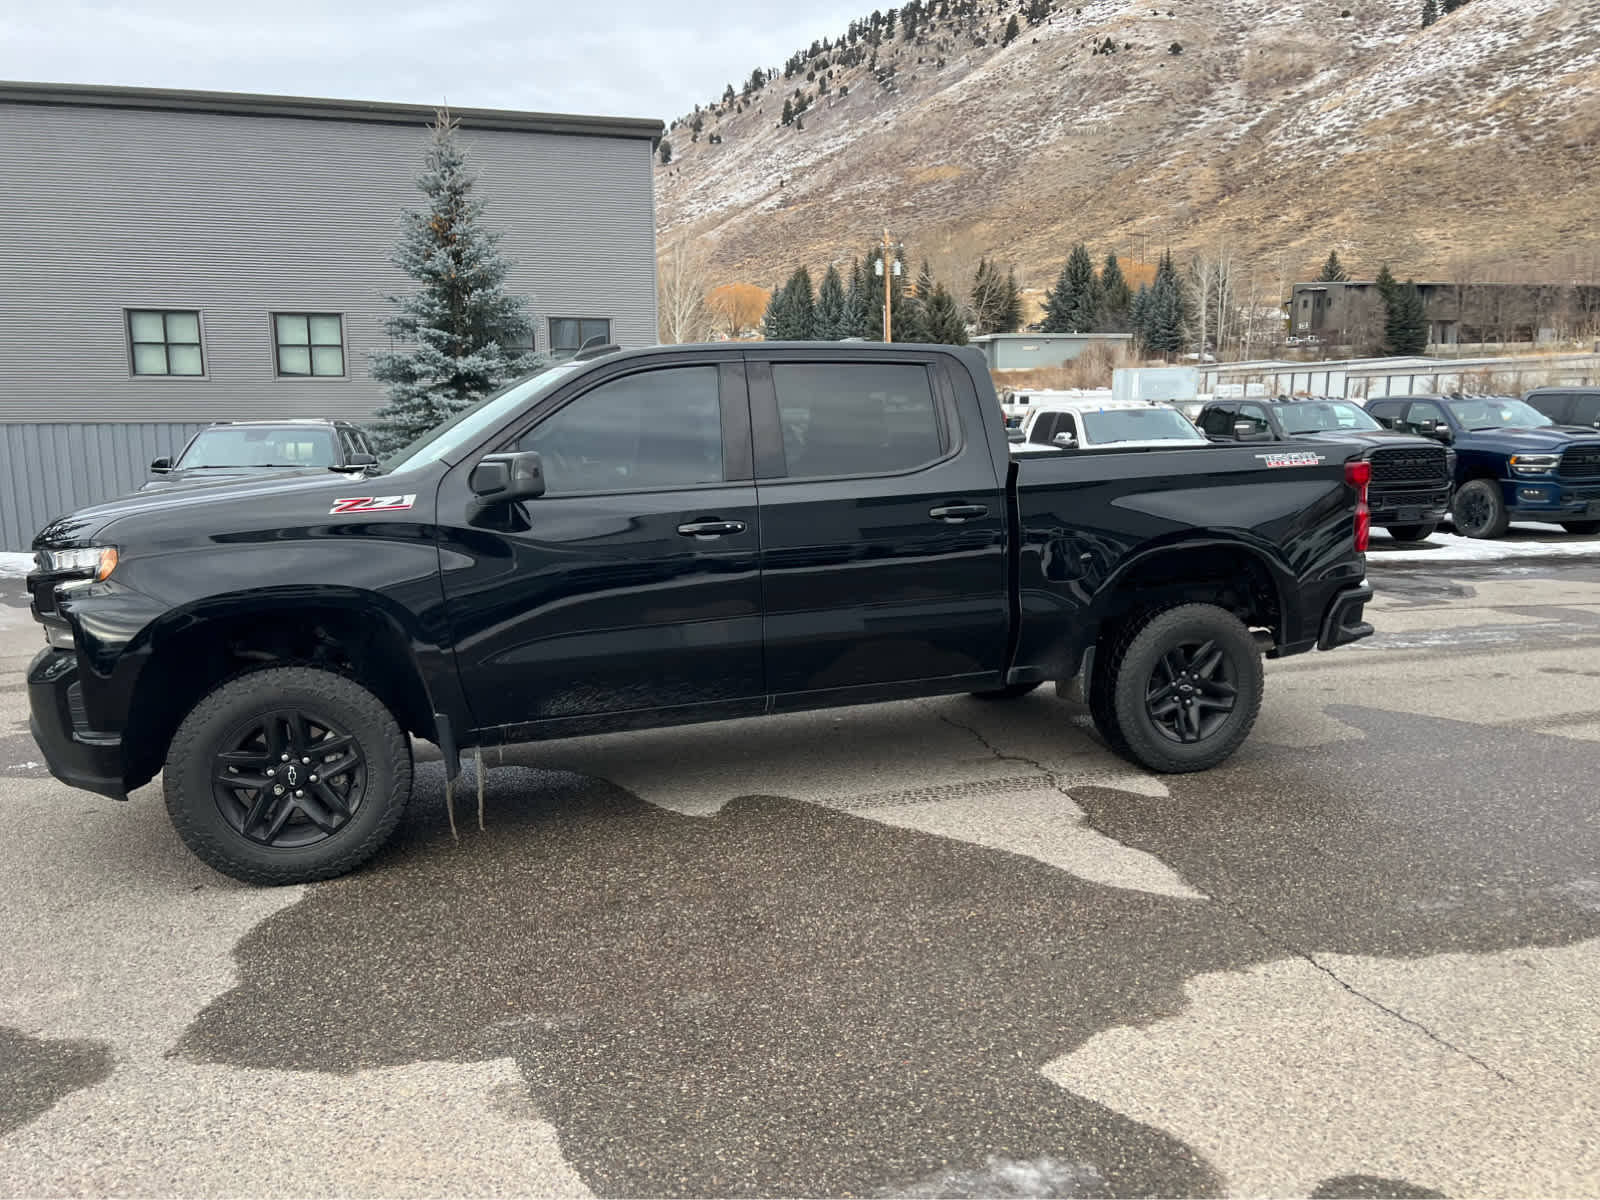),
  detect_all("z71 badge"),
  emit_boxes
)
[330,495,417,515]
[1255,451,1325,469]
